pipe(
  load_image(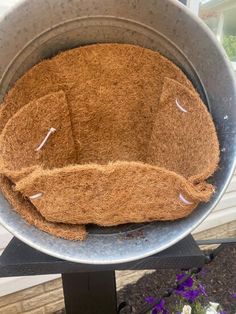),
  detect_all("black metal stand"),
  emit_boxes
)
[0,235,205,314]
[62,272,117,313]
